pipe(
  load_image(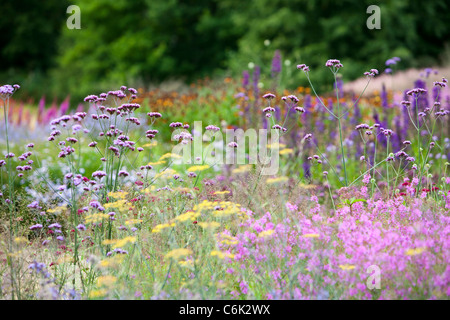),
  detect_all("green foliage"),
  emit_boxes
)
[1,0,449,100]
[0,0,70,71]
[0,0,70,100]
[223,0,450,90]
[51,0,240,102]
